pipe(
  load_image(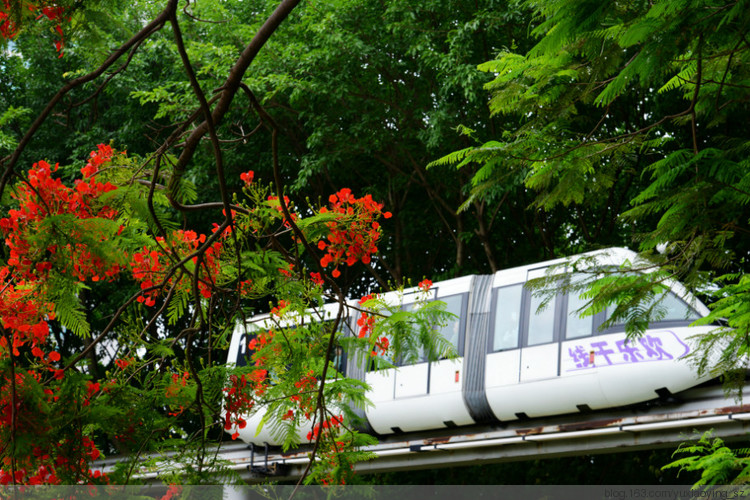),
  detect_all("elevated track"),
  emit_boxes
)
[94,380,750,483]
